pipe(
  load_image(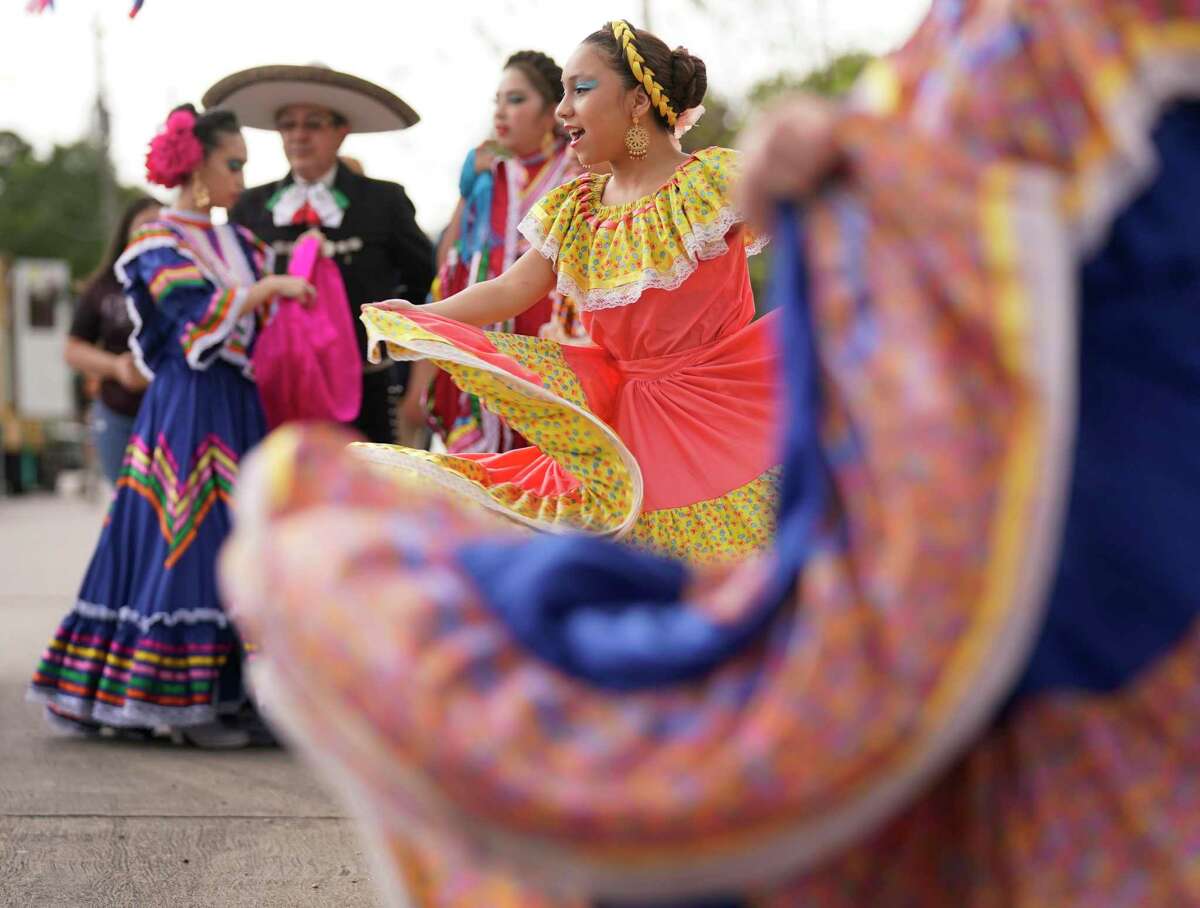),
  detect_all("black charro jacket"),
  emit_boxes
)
[230,163,435,367]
